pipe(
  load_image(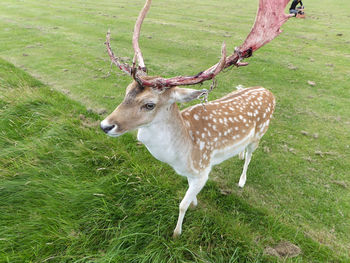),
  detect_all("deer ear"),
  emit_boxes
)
[171,87,208,103]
